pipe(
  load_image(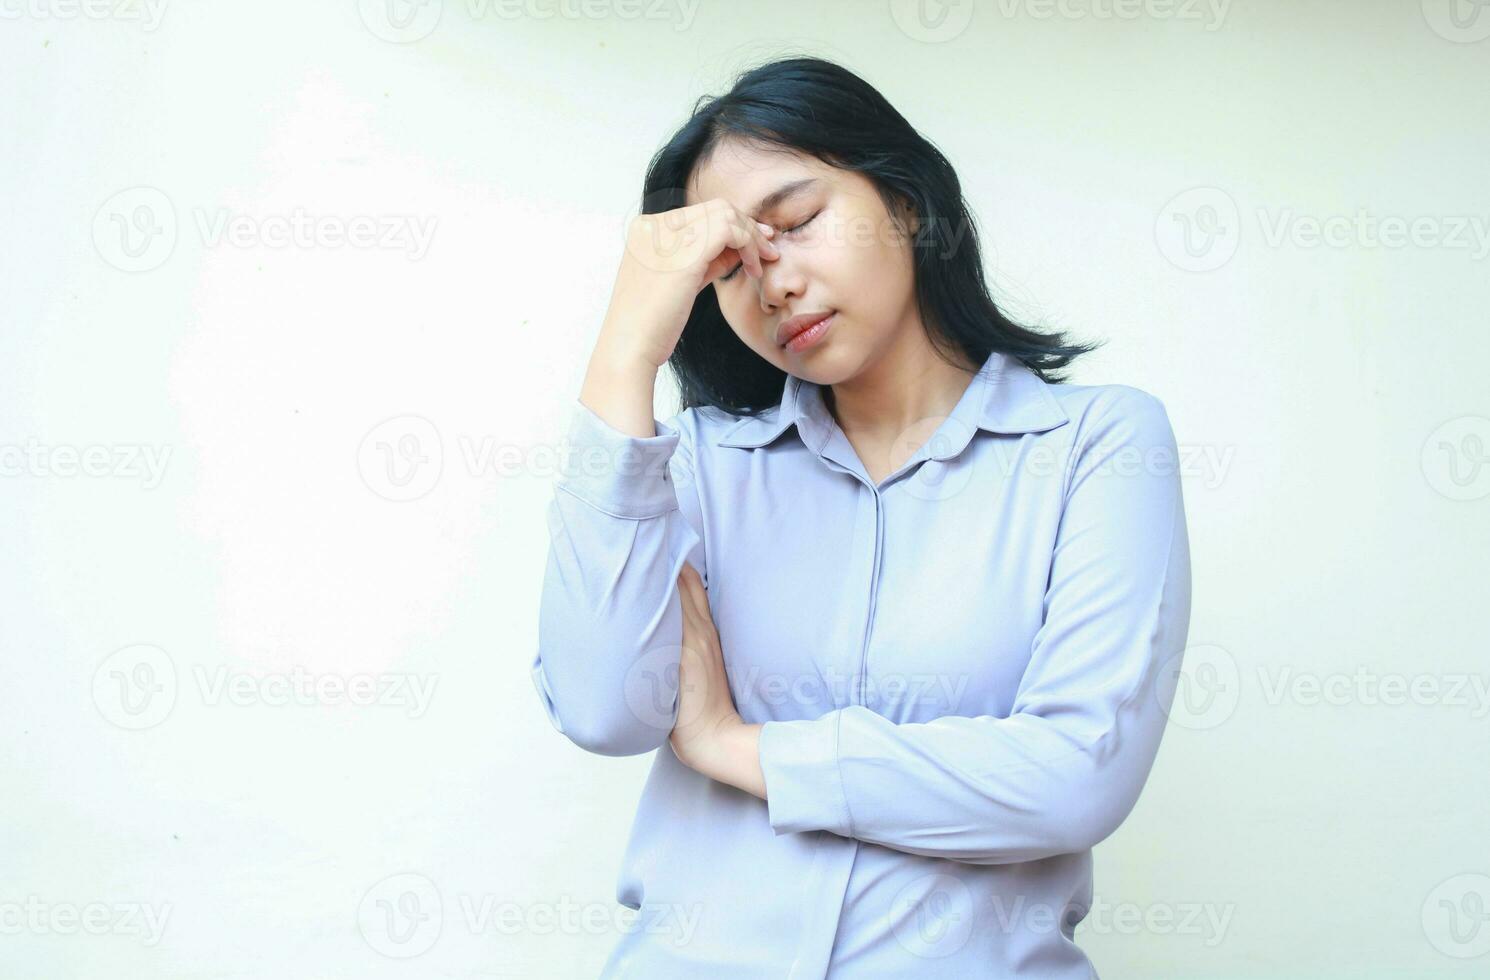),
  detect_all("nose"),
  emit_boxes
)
[756,247,801,314]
